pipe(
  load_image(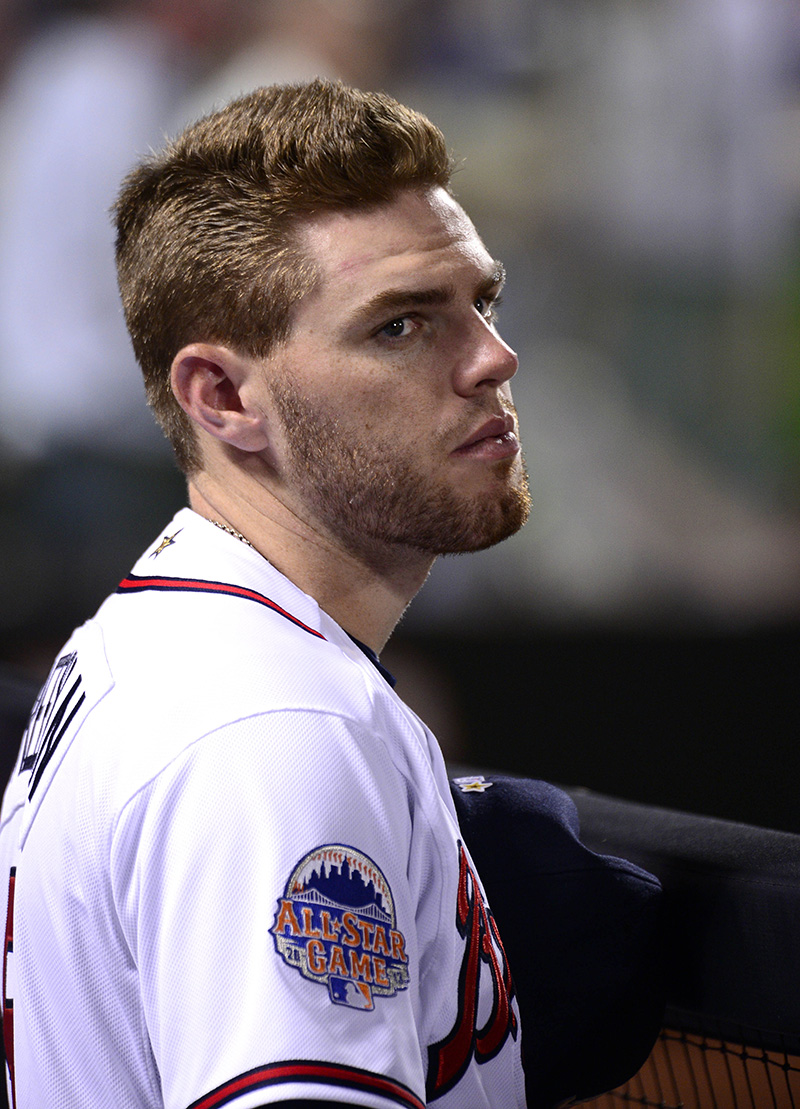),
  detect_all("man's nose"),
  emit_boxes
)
[452,312,519,396]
